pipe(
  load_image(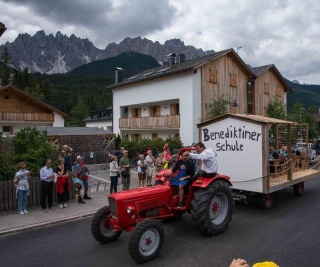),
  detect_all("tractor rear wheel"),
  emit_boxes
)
[91,206,122,244]
[191,180,233,236]
[129,219,164,263]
